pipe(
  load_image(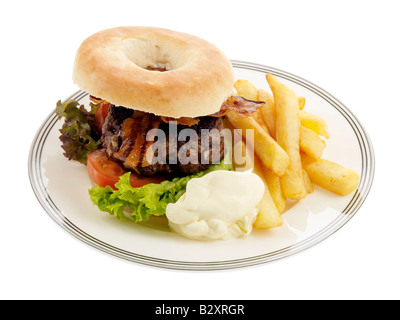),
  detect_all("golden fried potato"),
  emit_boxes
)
[299,126,326,159]
[226,111,290,177]
[253,156,283,229]
[257,89,277,139]
[254,191,284,229]
[234,79,258,101]
[257,90,307,139]
[298,96,306,110]
[263,169,286,213]
[233,139,283,229]
[232,139,255,172]
[300,111,330,139]
[266,74,307,200]
[301,153,360,196]
[250,109,270,133]
[302,169,314,194]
